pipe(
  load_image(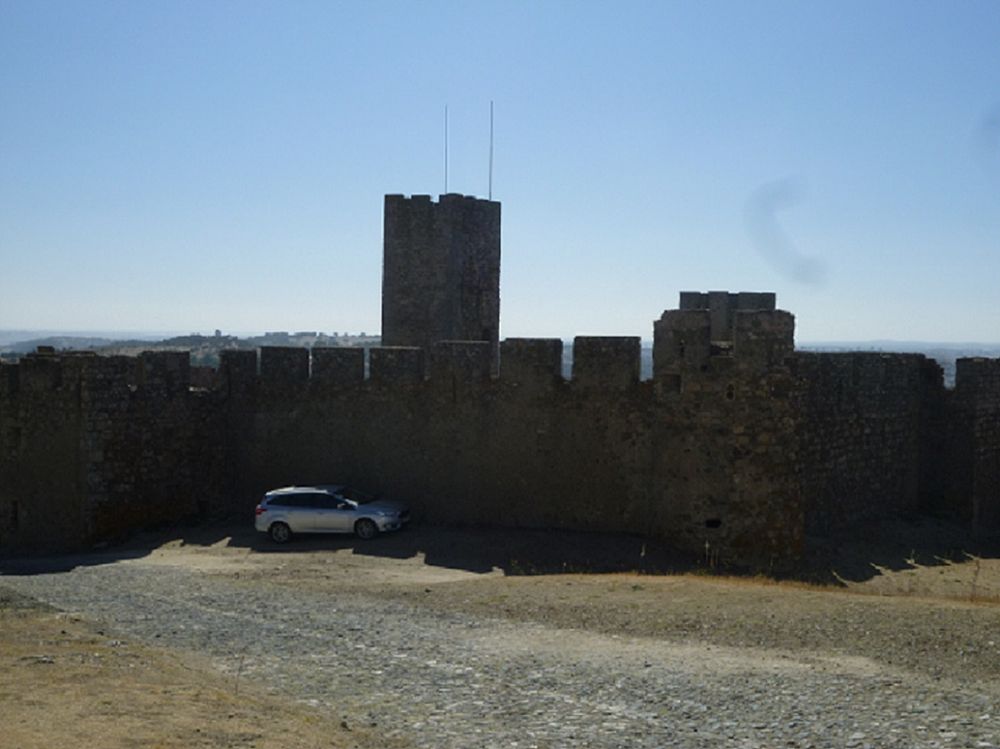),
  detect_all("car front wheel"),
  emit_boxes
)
[354,518,378,540]
[269,522,292,544]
